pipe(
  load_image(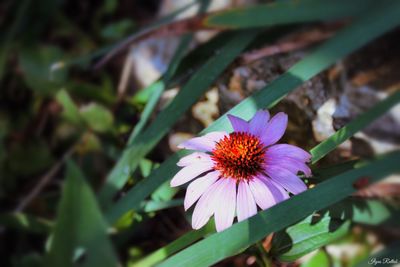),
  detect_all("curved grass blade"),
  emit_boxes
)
[105,0,400,223]
[202,0,400,134]
[204,0,373,29]
[127,81,165,144]
[105,151,189,223]
[158,151,400,267]
[127,161,398,266]
[99,0,392,206]
[310,91,400,163]
[125,0,211,145]
[142,199,183,213]
[99,30,259,207]
[131,223,214,267]
[98,0,376,56]
[45,161,118,267]
[127,33,193,145]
